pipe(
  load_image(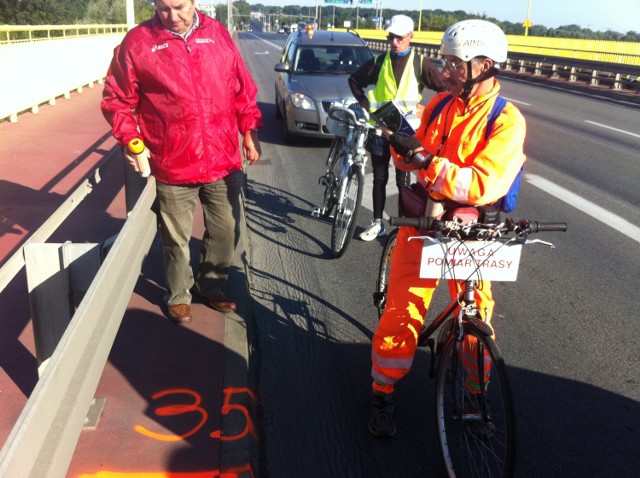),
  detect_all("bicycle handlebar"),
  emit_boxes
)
[328,105,378,132]
[389,216,568,239]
